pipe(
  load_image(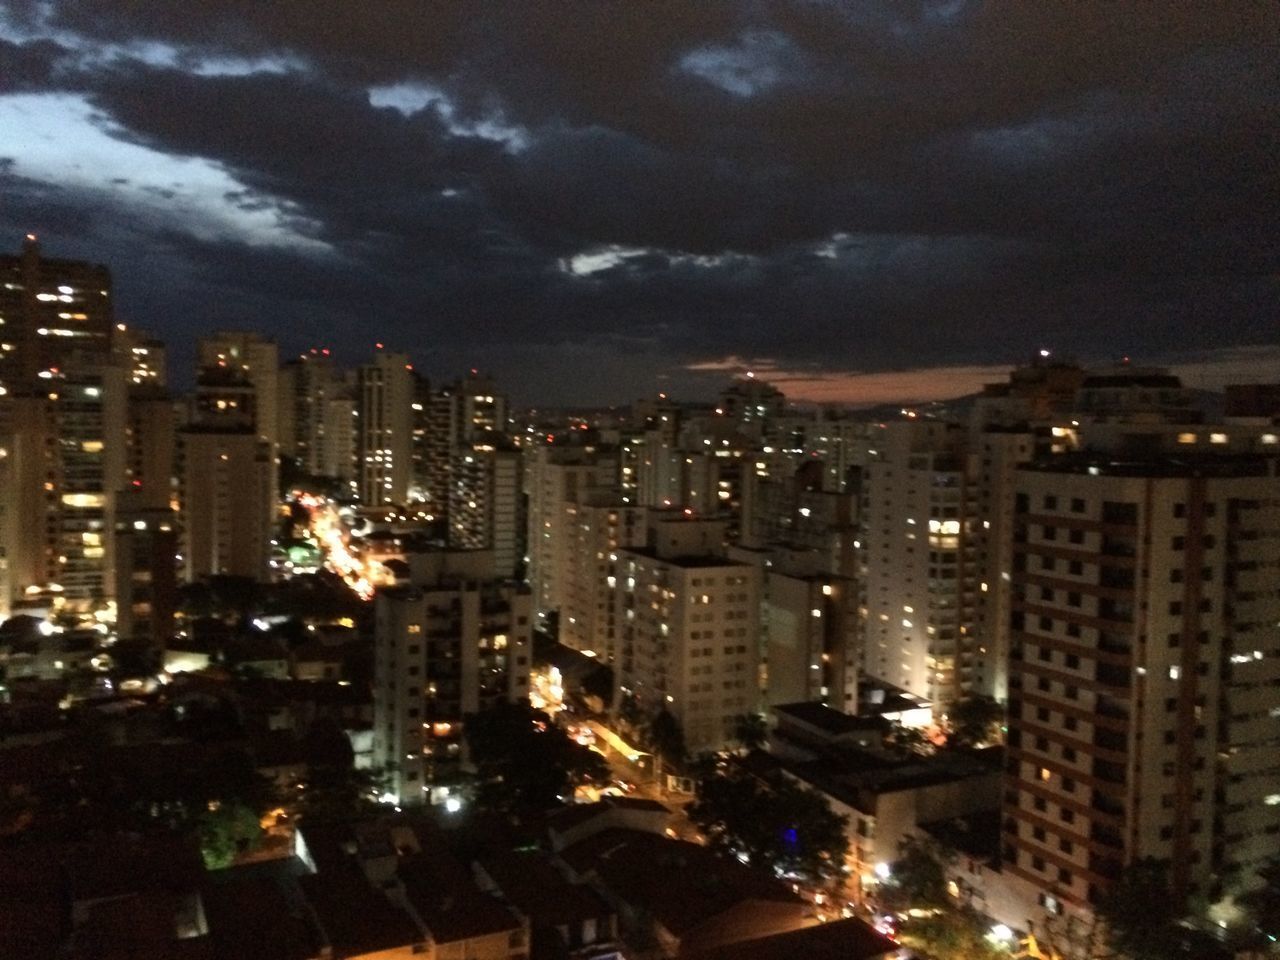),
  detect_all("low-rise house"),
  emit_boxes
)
[557,828,810,958]
[679,917,904,960]
[475,847,621,960]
